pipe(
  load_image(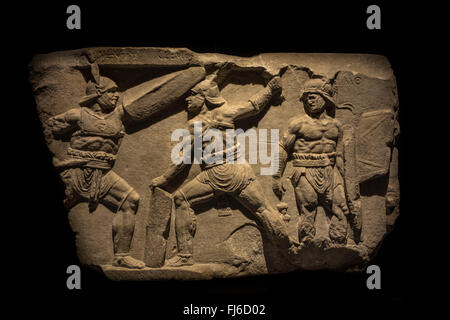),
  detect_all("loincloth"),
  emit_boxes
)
[196,162,255,194]
[61,167,133,212]
[289,152,343,195]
